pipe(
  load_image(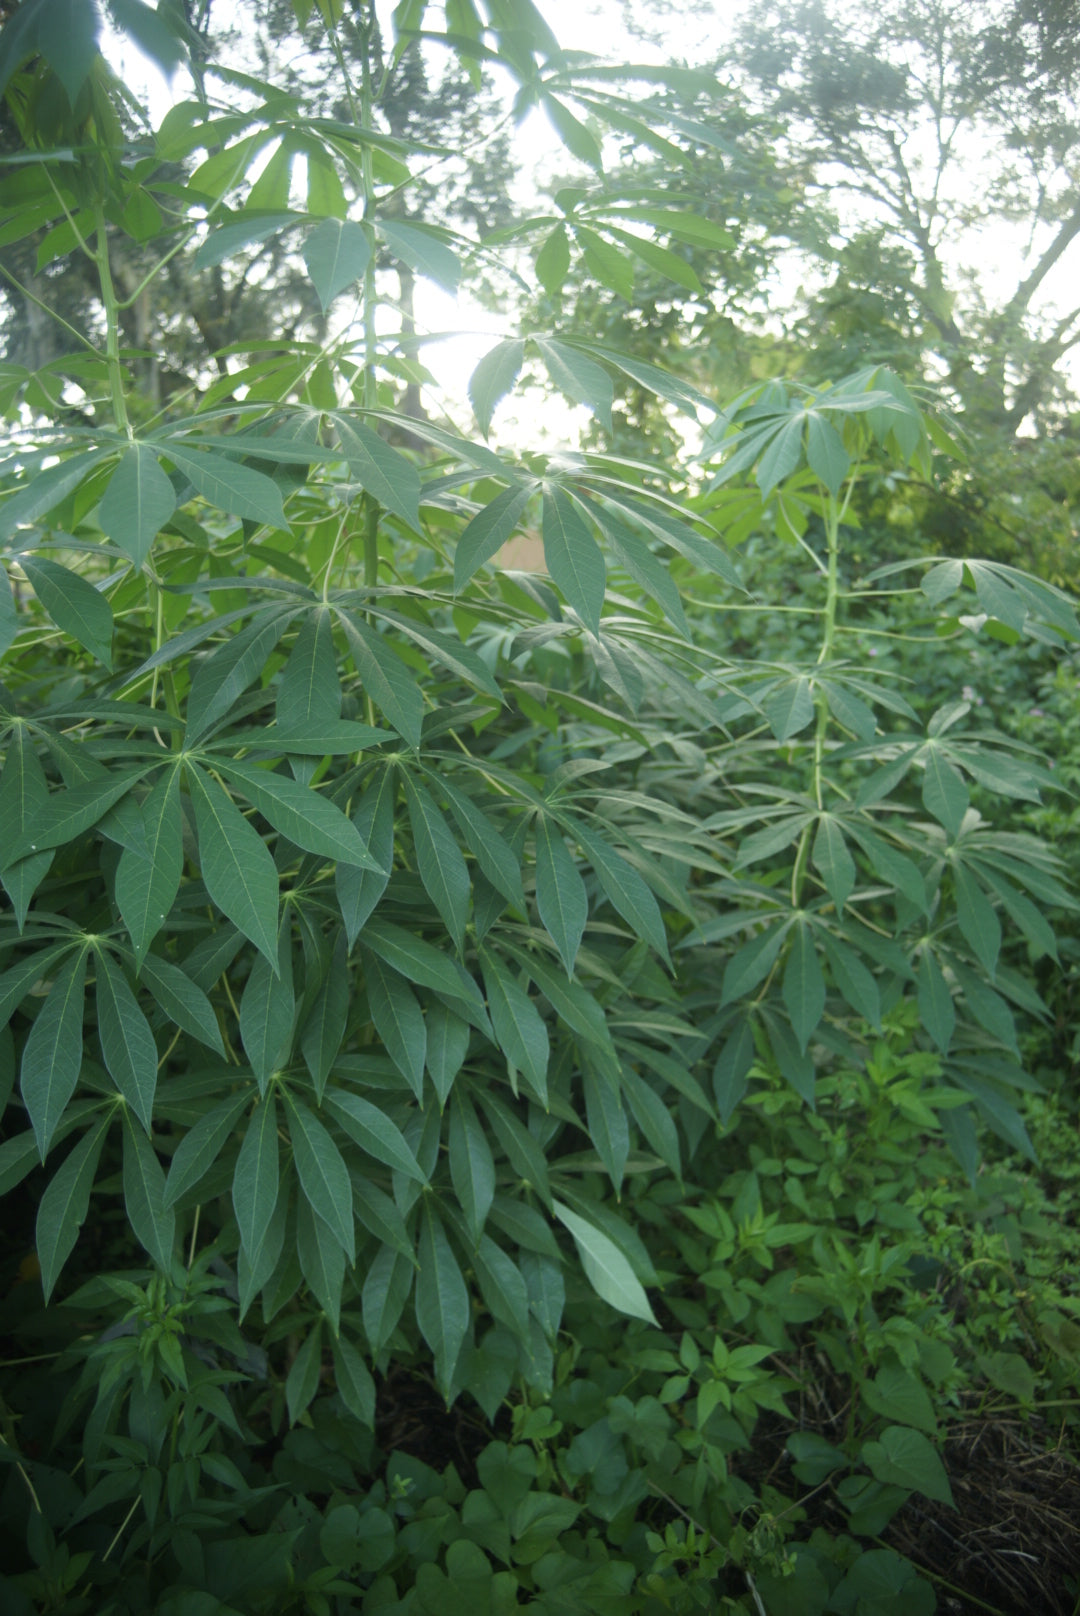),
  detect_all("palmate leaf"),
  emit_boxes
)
[186,762,280,970]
